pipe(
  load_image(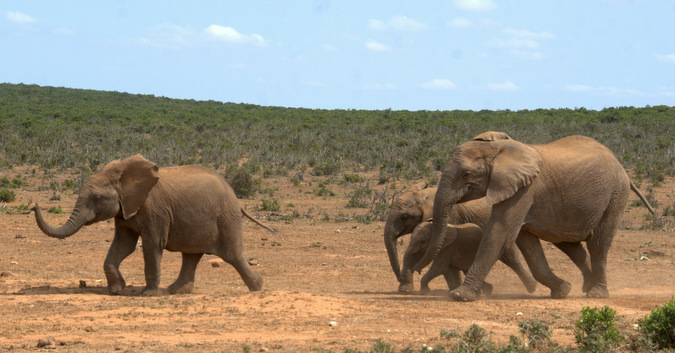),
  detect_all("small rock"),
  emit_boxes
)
[248,258,259,266]
[37,337,55,348]
[516,312,523,316]
[329,321,338,327]
[0,271,12,277]
[211,262,221,268]
[15,234,26,239]
[335,229,340,233]
[84,326,97,332]
[10,261,18,265]
[79,280,87,288]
